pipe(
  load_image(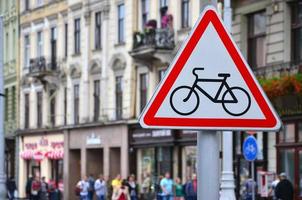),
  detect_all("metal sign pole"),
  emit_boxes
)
[252,161,255,200]
[197,131,220,200]
[198,2,219,200]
